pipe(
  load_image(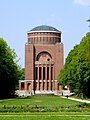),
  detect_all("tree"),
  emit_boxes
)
[87,19,90,27]
[0,38,24,98]
[15,67,24,89]
[58,32,90,97]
